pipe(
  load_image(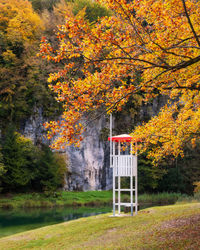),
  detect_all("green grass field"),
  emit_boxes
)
[0,202,199,249]
[0,191,186,208]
